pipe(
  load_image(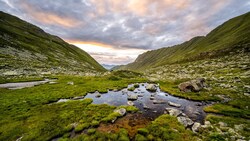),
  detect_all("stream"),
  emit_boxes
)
[58,83,206,123]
